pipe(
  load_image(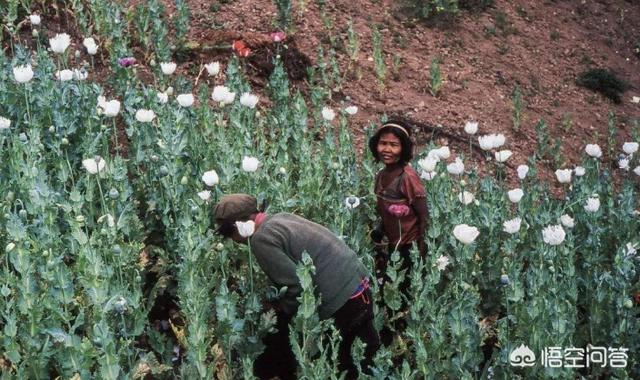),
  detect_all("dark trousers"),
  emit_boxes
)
[253,289,380,380]
[375,244,413,298]
[333,289,380,379]
[375,244,413,346]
